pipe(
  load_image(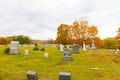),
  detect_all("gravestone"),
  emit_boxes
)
[58,44,60,49]
[59,72,71,80]
[60,44,63,52]
[26,71,38,80]
[90,40,97,50]
[25,49,29,55]
[10,41,20,54]
[72,44,79,53]
[44,53,49,57]
[86,45,90,49]
[83,42,86,51]
[62,48,72,61]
